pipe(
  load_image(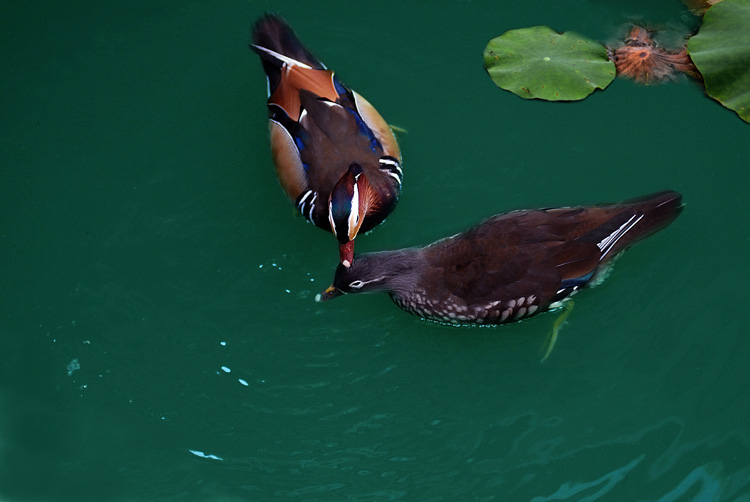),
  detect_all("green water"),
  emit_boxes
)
[2,1,748,500]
